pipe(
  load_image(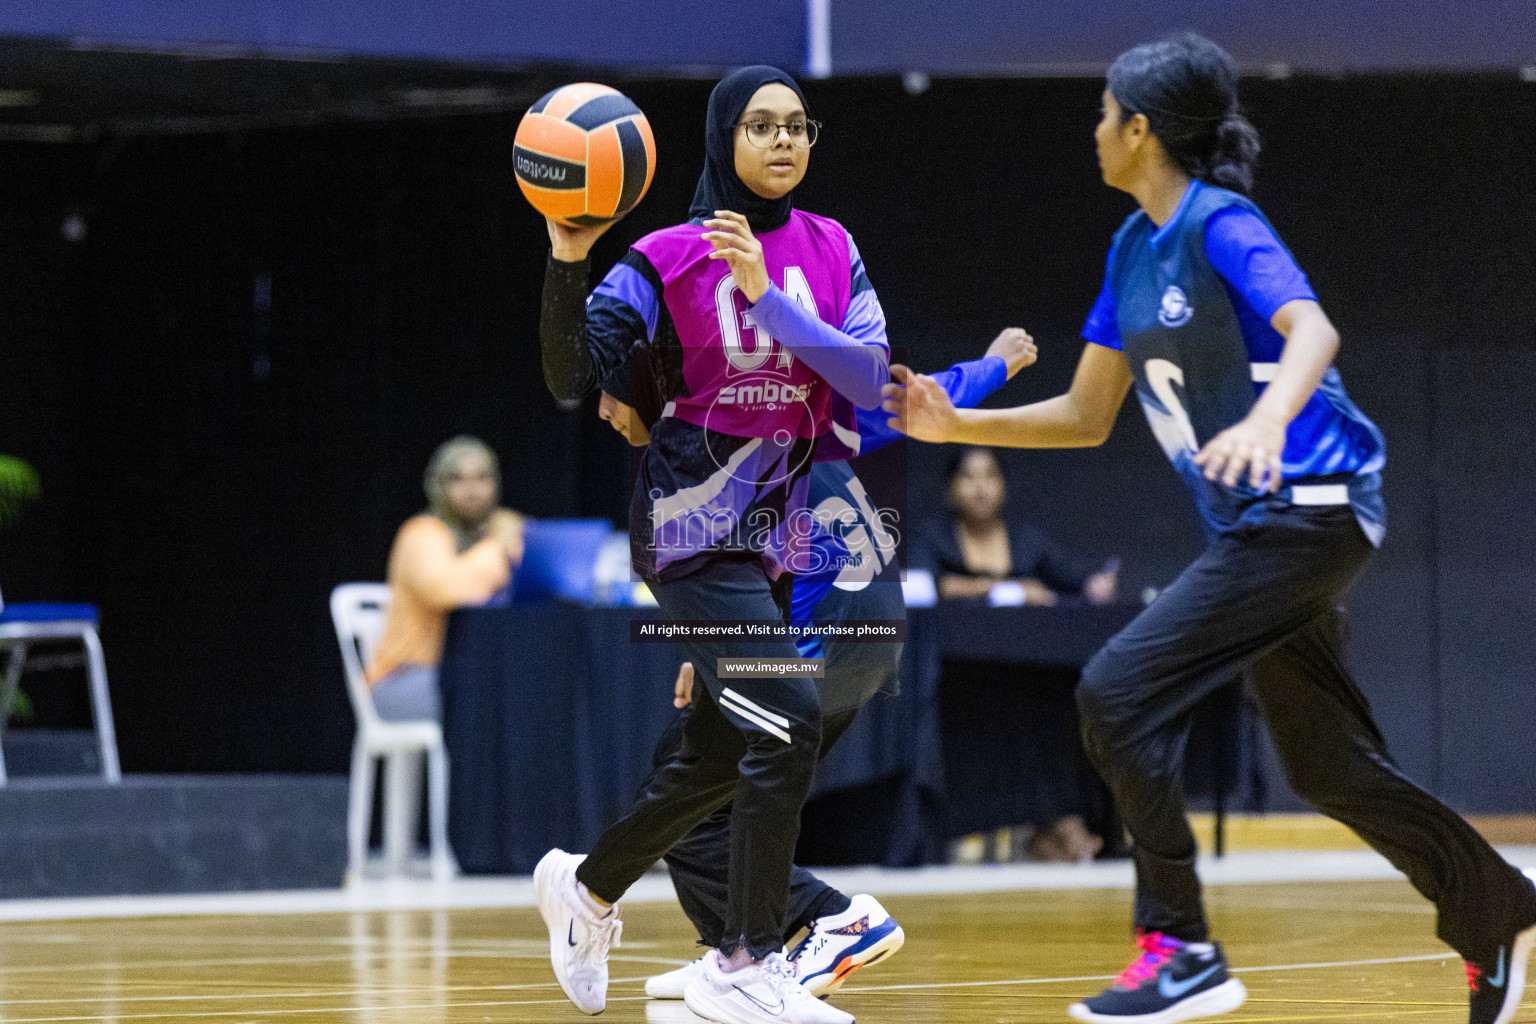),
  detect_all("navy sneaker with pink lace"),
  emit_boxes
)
[1465,922,1536,1024]
[1069,931,1246,1024]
